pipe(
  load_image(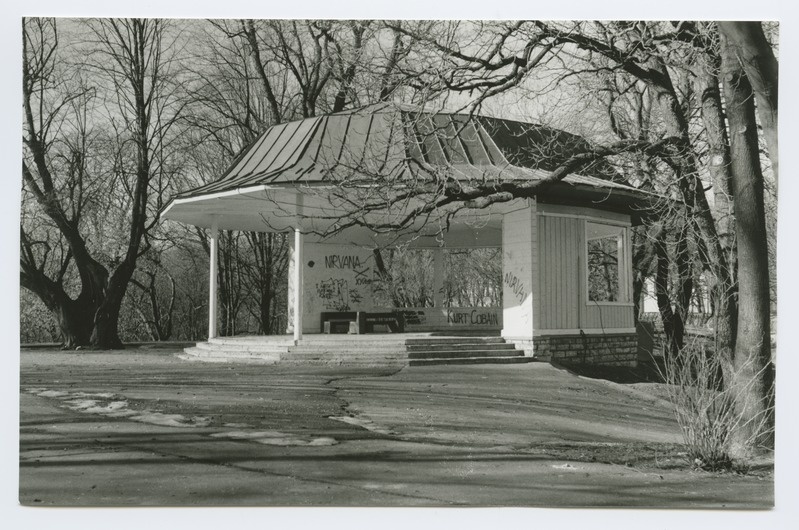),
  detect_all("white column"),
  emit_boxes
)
[501,199,537,341]
[286,234,296,334]
[208,219,219,339]
[433,248,445,308]
[293,227,304,342]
